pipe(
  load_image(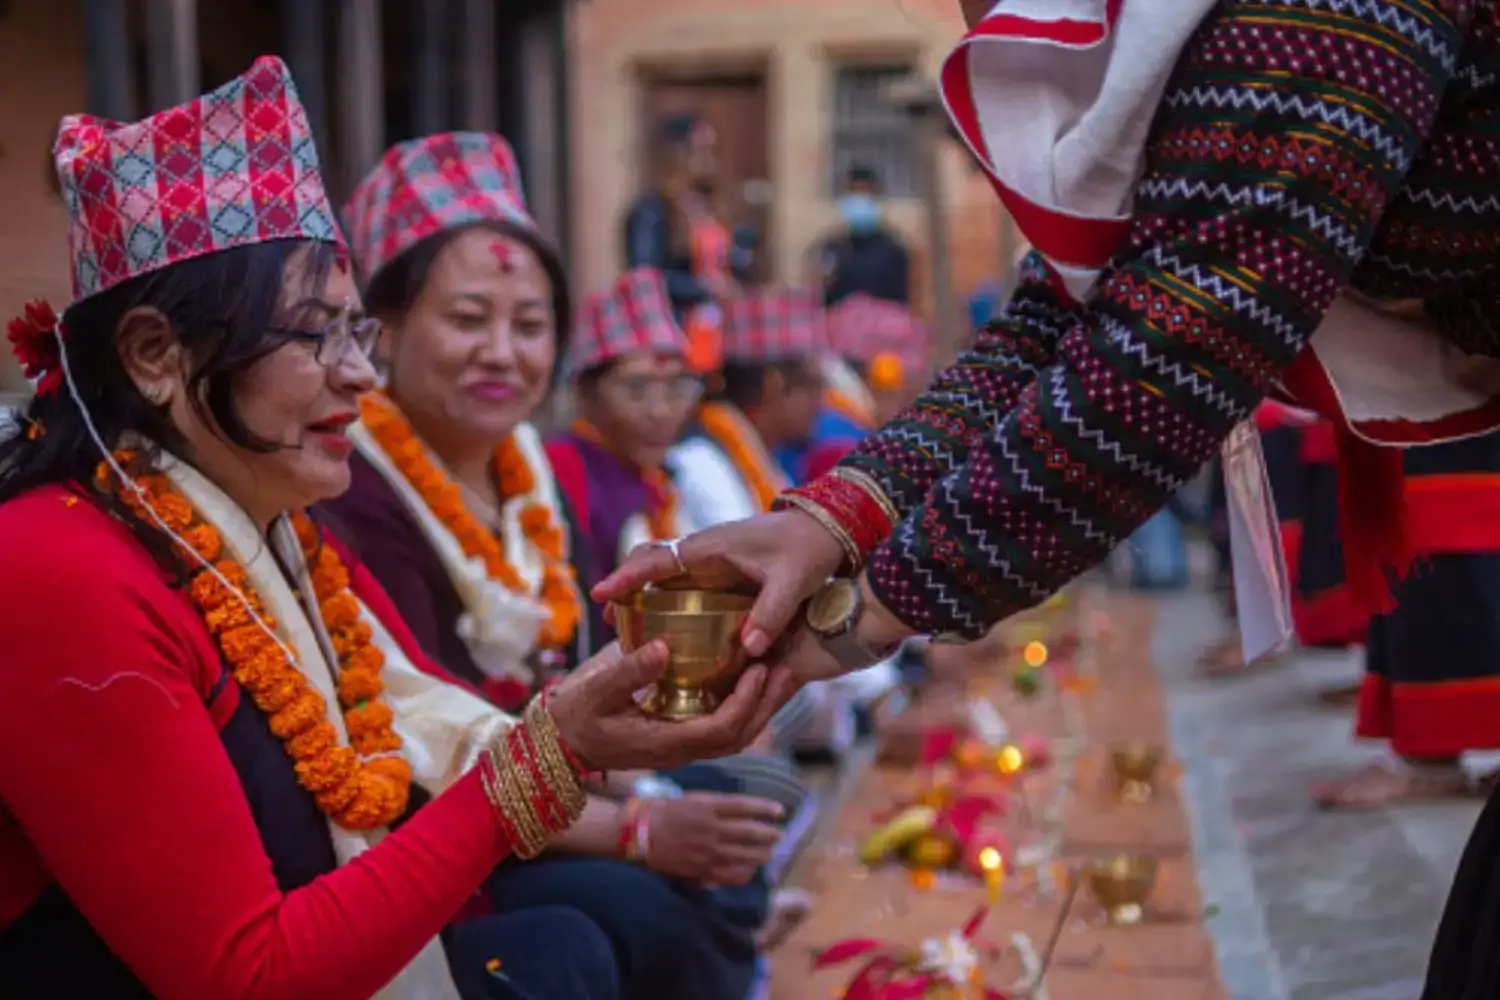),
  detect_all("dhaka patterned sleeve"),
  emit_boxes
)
[841,0,1466,636]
